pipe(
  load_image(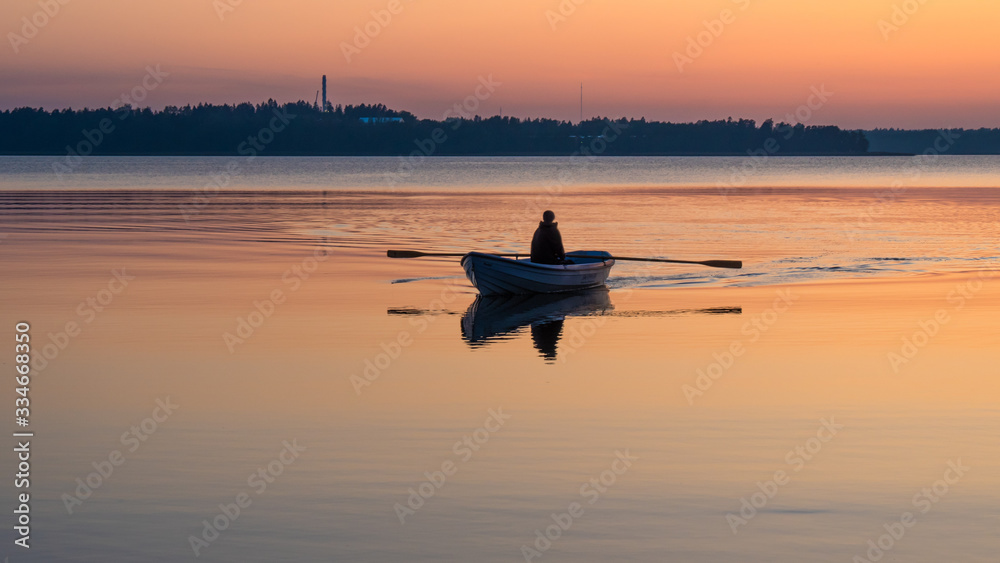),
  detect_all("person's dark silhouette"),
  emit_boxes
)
[530,210,566,265]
